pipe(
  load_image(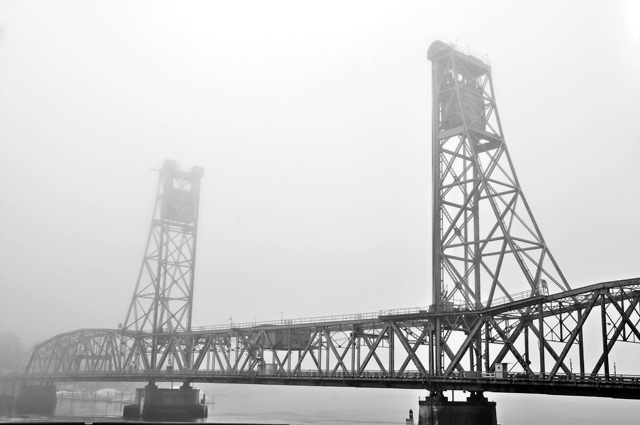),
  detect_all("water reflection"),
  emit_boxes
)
[56,397,126,418]
[1,396,216,423]
[0,385,404,424]
[0,398,131,423]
